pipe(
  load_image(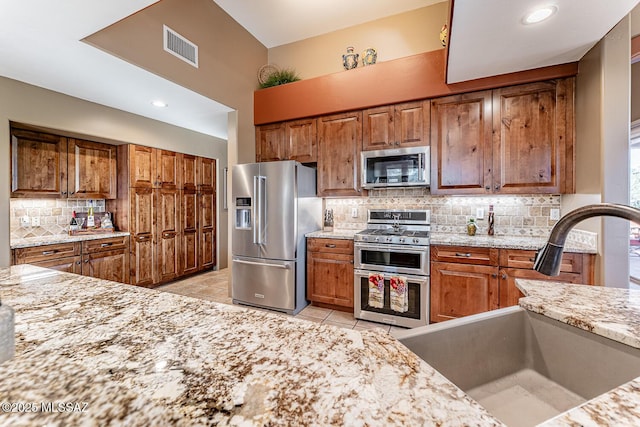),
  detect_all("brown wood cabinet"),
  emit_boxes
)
[109,144,217,287]
[81,236,129,283]
[430,245,499,323]
[307,238,354,310]
[317,111,363,197]
[430,244,595,323]
[13,237,129,283]
[498,249,594,308]
[362,100,430,151]
[10,127,117,199]
[430,78,575,195]
[255,123,286,162]
[256,119,317,163]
